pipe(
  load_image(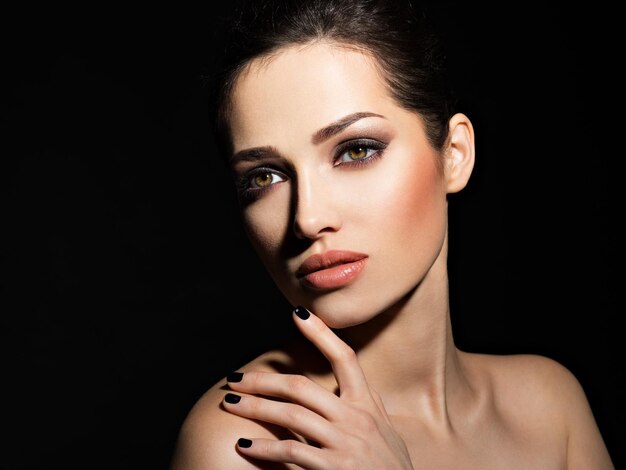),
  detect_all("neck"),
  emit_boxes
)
[336,238,472,429]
